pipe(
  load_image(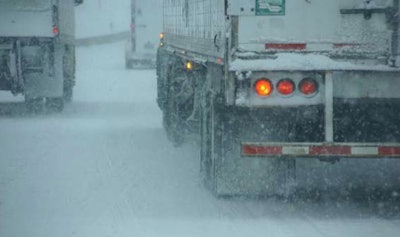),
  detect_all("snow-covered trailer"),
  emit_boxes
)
[157,0,400,195]
[125,0,163,69]
[0,0,83,111]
